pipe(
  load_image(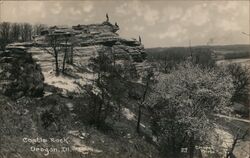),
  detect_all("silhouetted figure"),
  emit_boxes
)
[139,36,141,44]
[115,22,119,28]
[106,13,109,22]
